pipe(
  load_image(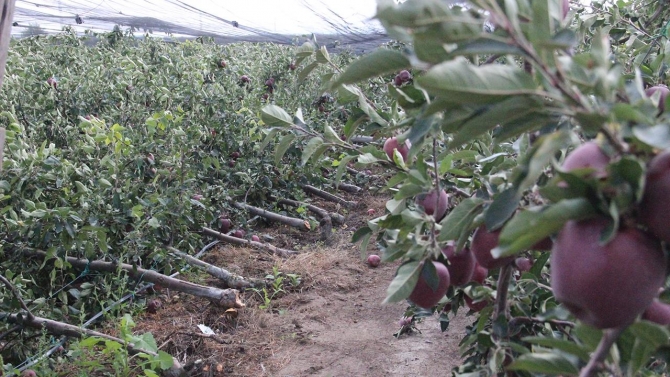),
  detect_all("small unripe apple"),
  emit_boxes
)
[251,235,260,242]
[383,137,411,163]
[367,254,381,267]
